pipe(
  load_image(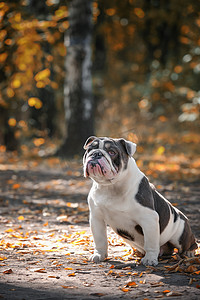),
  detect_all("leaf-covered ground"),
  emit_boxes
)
[0,153,199,300]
